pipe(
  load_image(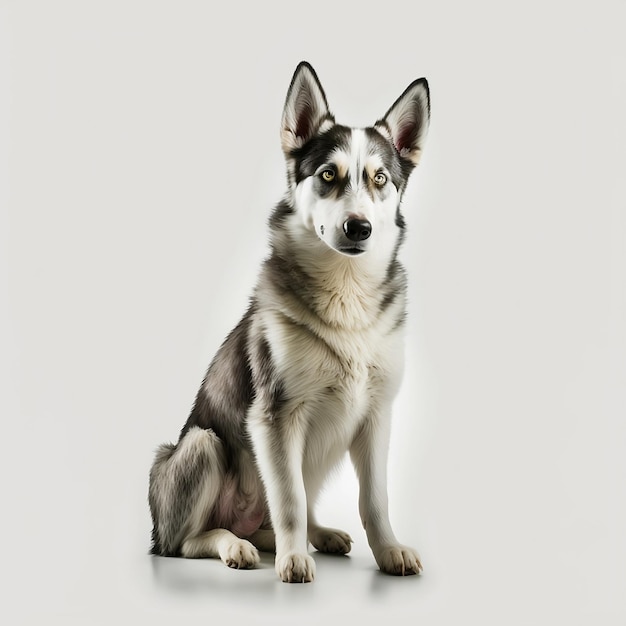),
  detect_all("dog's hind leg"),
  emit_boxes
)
[150,426,261,569]
[307,520,353,556]
[304,471,353,555]
[181,529,260,568]
[247,528,276,553]
[149,426,224,557]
